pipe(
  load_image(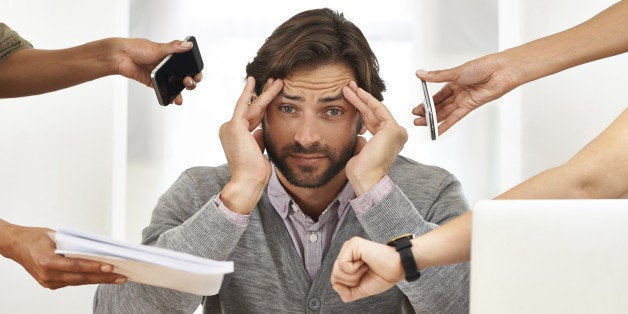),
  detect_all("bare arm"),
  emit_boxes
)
[498,108,628,199]
[415,109,628,271]
[506,0,628,86]
[414,0,628,133]
[0,37,201,103]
